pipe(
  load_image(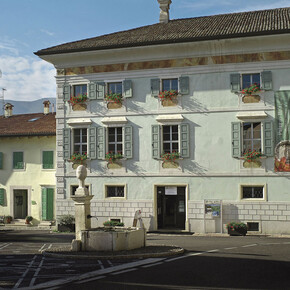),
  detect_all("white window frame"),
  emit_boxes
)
[107,81,123,95]
[239,184,267,201]
[73,84,87,97]
[241,72,261,90]
[162,124,179,154]
[241,122,262,154]
[104,184,127,199]
[161,78,179,91]
[72,128,88,155]
[107,127,123,154]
